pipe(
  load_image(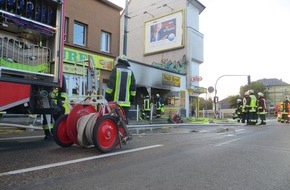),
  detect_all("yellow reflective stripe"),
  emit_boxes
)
[126,71,131,102]
[114,68,132,105]
[43,124,53,130]
[106,88,113,94]
[63,102,70,114]
[118,102,130,107]
[61,92,68,99]
[114,70,121,101]
[131,90,136,96]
